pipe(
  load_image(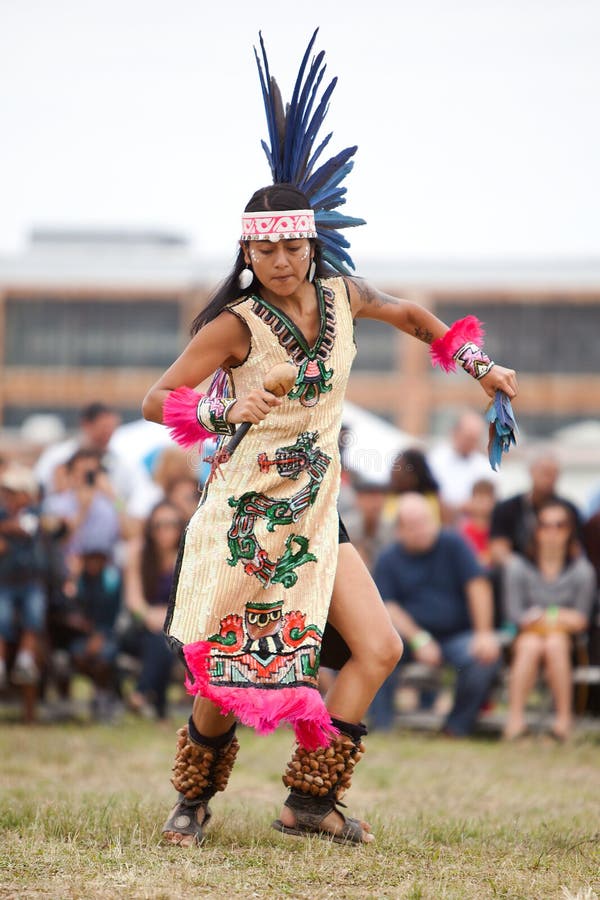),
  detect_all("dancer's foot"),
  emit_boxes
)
[162,799,211,847]
[275,795,374,844]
